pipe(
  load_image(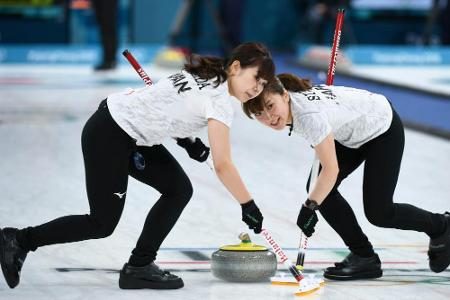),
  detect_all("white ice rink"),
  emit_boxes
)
[0,65,449,299]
